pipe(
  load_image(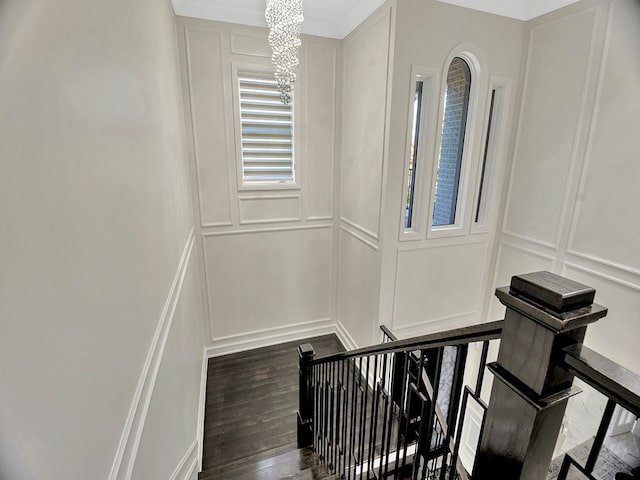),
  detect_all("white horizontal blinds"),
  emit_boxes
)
[239,73,294,182]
